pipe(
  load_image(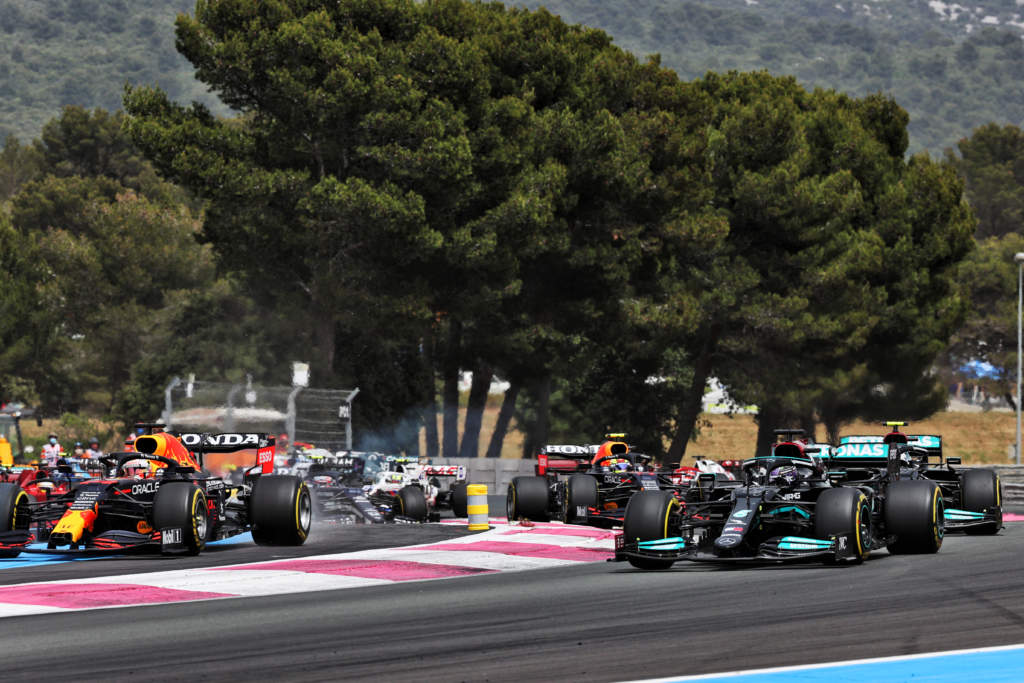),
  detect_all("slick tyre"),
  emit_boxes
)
[0,482,30,558]
[562,474,599,523]
[506,476,550,522]
[622,490,680,570]
[396,485,428,521]
[153,482,208,556]
[814,487,872,564]
[962,469,1002,535]
[250,475,312,546]
[885,480,944,554]
[450,481,468,518]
